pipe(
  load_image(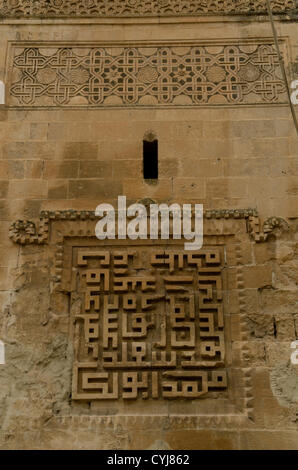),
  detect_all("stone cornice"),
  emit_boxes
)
[0,0,296,18]
[8,208,289,245]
